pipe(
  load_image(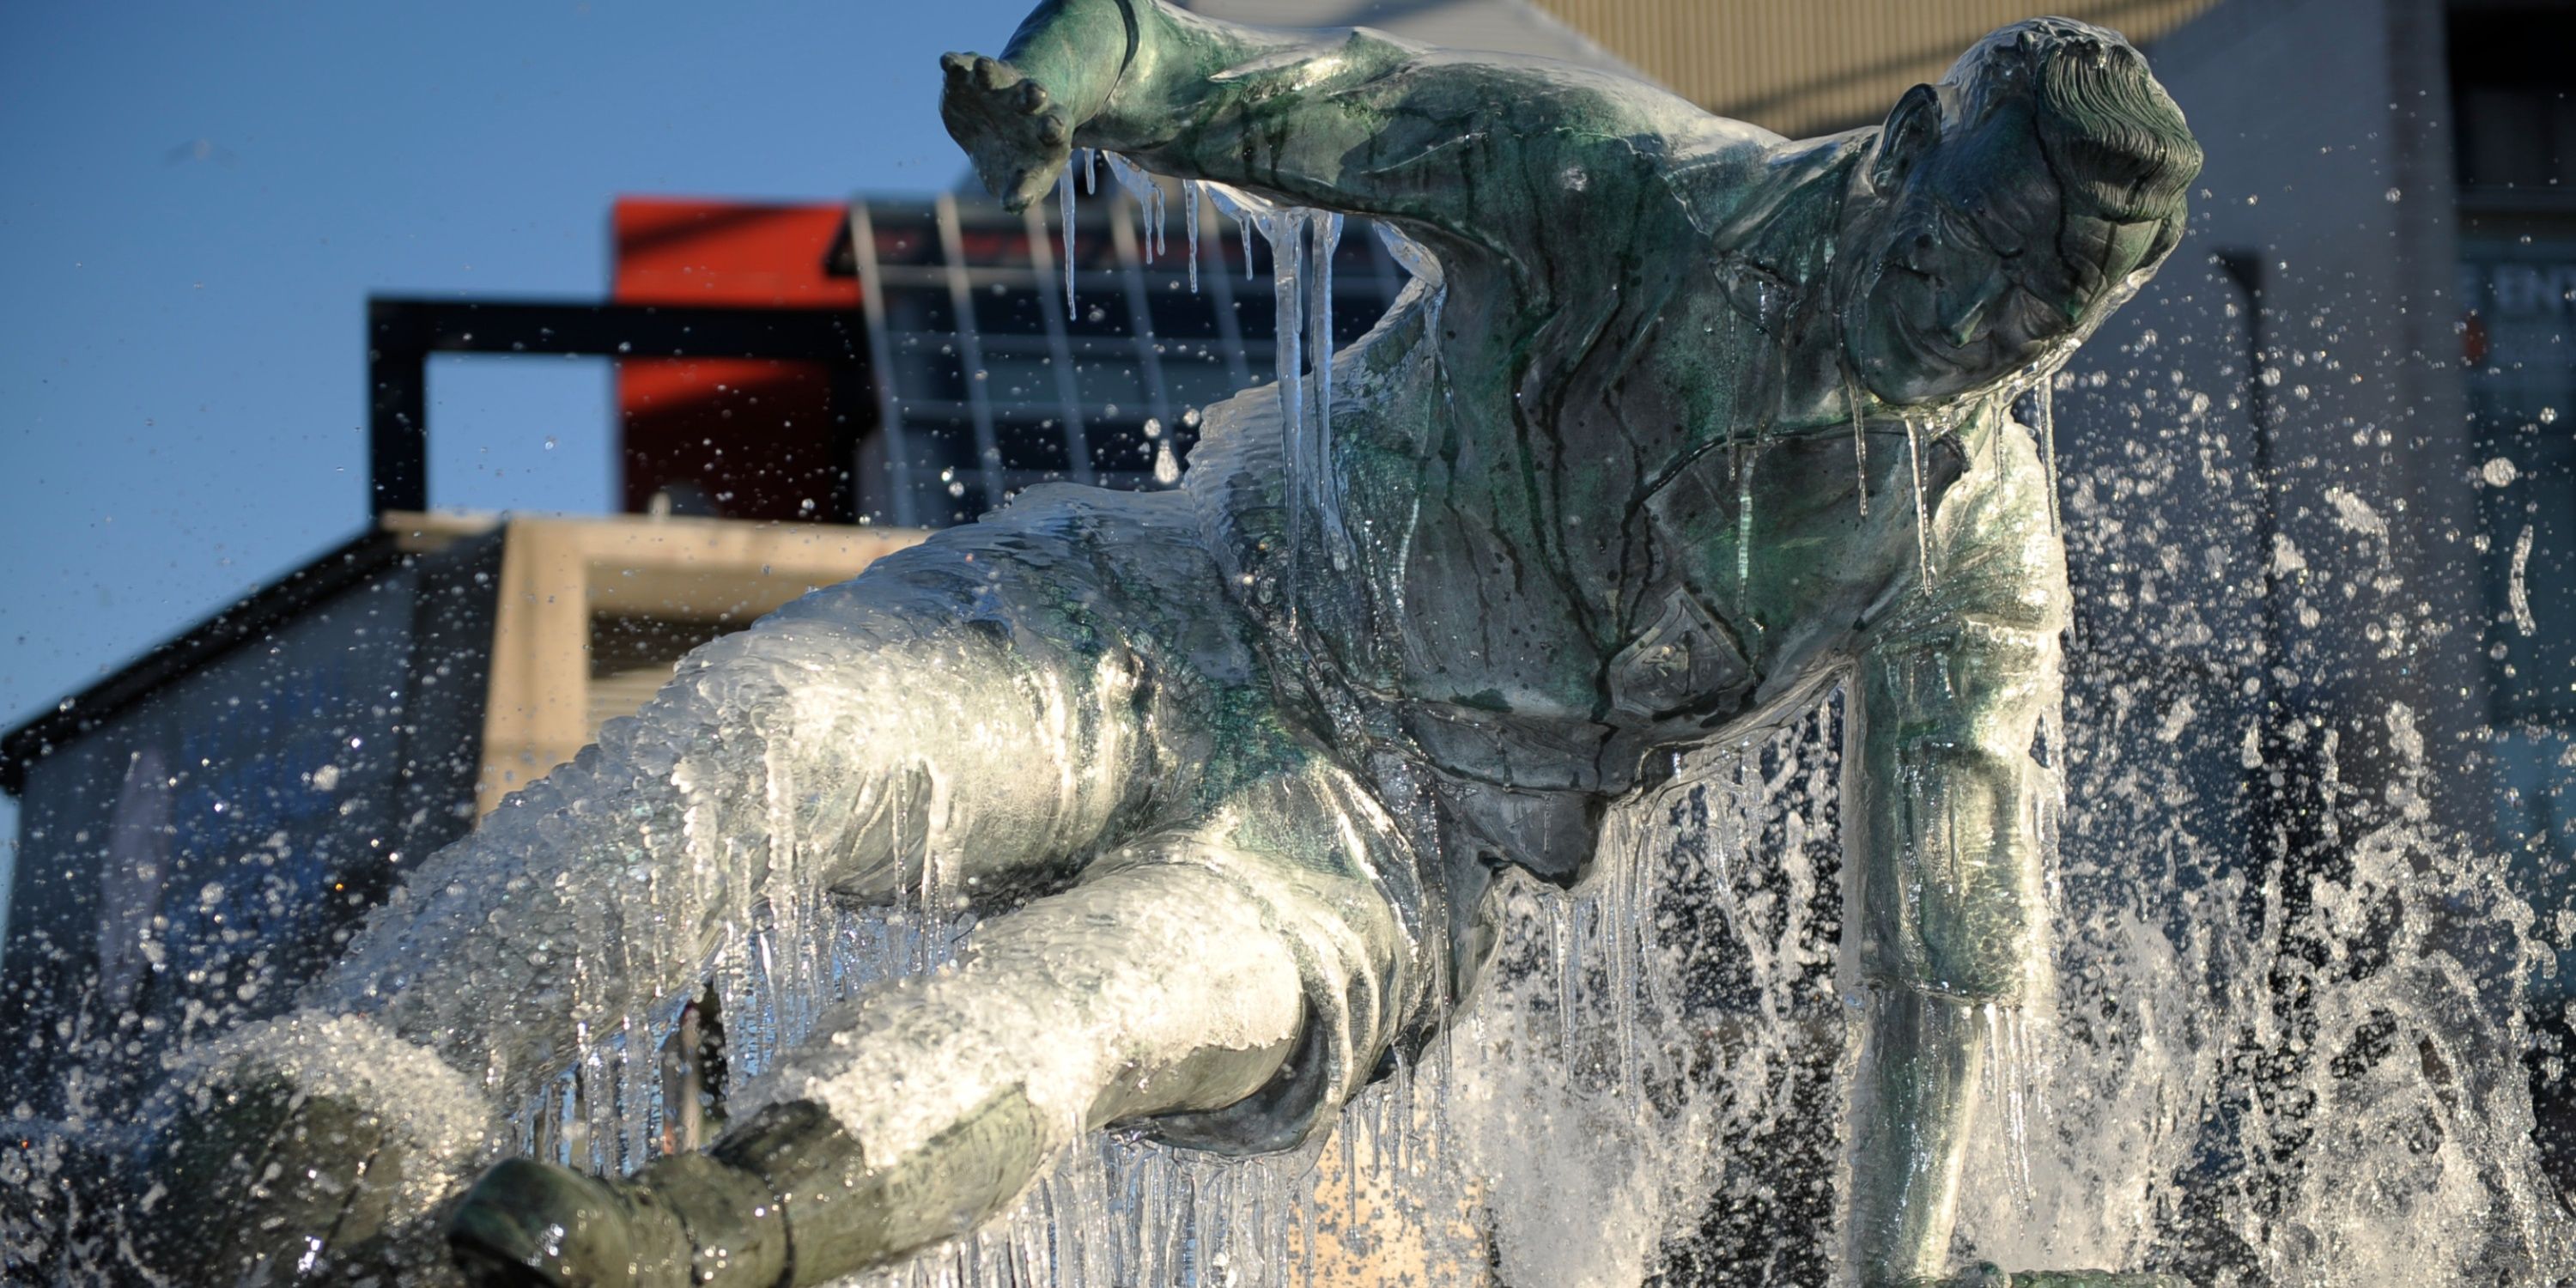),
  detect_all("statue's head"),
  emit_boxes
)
[1844,18,2202,405]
